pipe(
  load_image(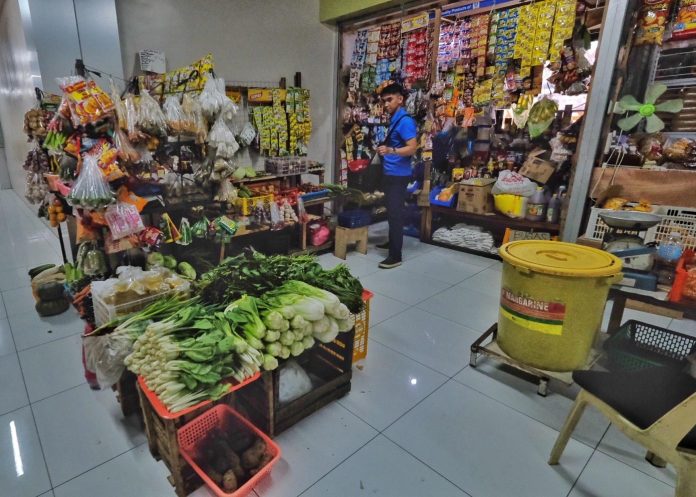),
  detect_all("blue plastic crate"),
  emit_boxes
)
[300,189,331,202]
[338,209,371,228]
[429,186,457,208]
